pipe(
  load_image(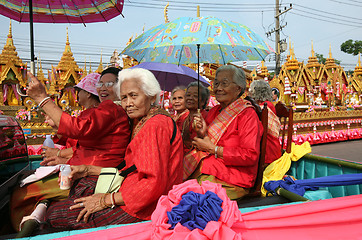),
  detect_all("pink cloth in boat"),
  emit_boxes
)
[55,180,362,240]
